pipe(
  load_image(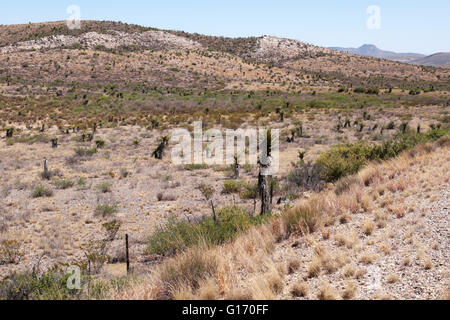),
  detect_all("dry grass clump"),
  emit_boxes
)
[224,287,253,300]
[247,268,284,300]
[361,219,375,236]
[358,165,383,187]
[282,196,324,235]
[267,270,284,295]
[307,257,322,278]
[343,264,356,278]
[307,245,340,278]
[359,252,376,265]
[374,211,387,228]
[342,280,357,299]
[157,248,218,299]
[379,241,390,255]
[402,256,410,266]
[388,204,407,218]
[386,274,399,284]
[338,212,351,224]
[317,281,339,300]
[338,188,360,214]
[287,258,300,274]
[335,231,357,249]
[290,280,308,298]
[334,176,362,195]
[197,278,220,300]
[355,268,367,279]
